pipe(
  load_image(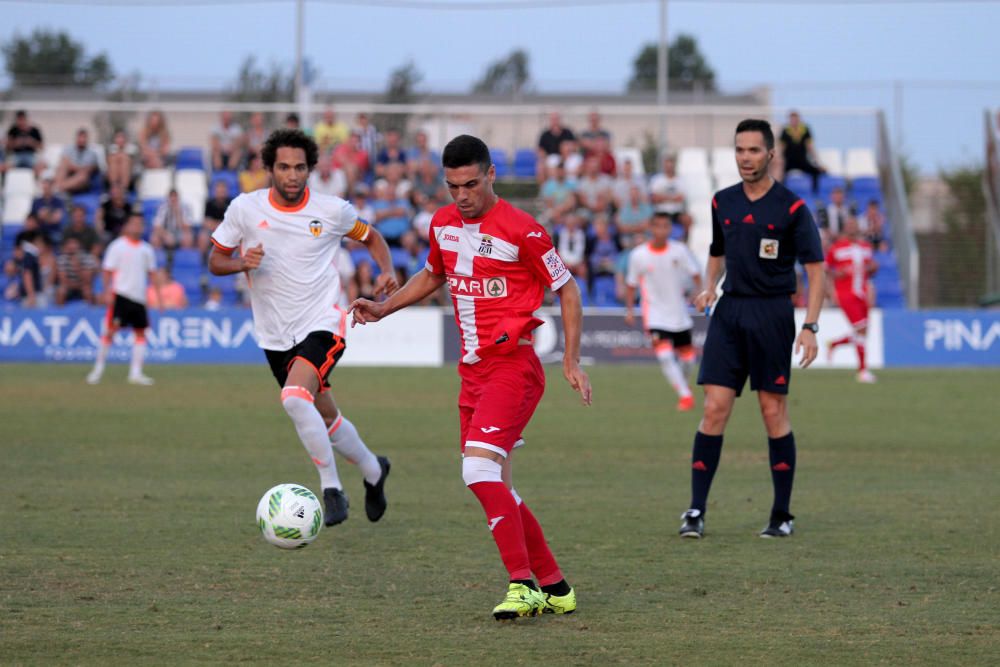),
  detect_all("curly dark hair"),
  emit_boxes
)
[261,129,319,171]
